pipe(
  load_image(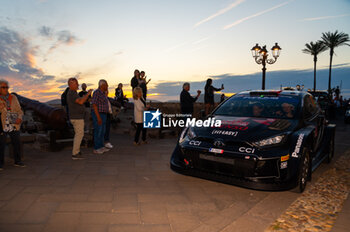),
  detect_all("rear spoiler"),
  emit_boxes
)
[249,91,282,97]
